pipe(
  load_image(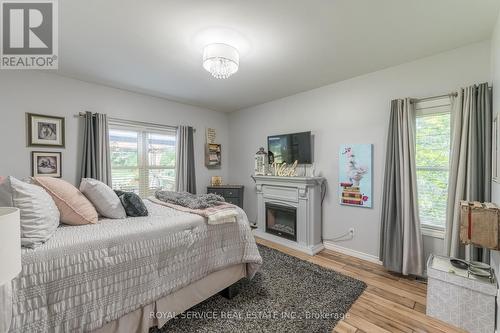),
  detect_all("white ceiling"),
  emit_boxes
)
[59,0,500,112]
